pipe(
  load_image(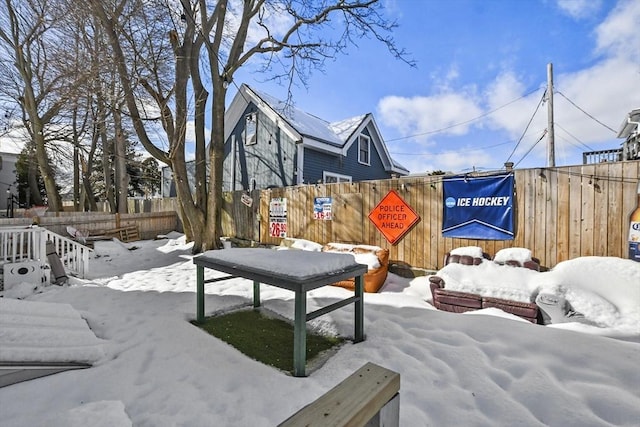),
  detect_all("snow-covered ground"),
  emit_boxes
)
[1,233,639,426]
